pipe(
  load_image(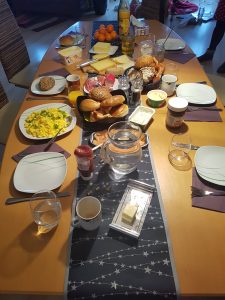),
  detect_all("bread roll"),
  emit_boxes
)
[110,104,128,117]
[100,95,125,108]
[39,76,55,91]
[89,86,111,101]
[59,35,75,46]
[79,99,101,112]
